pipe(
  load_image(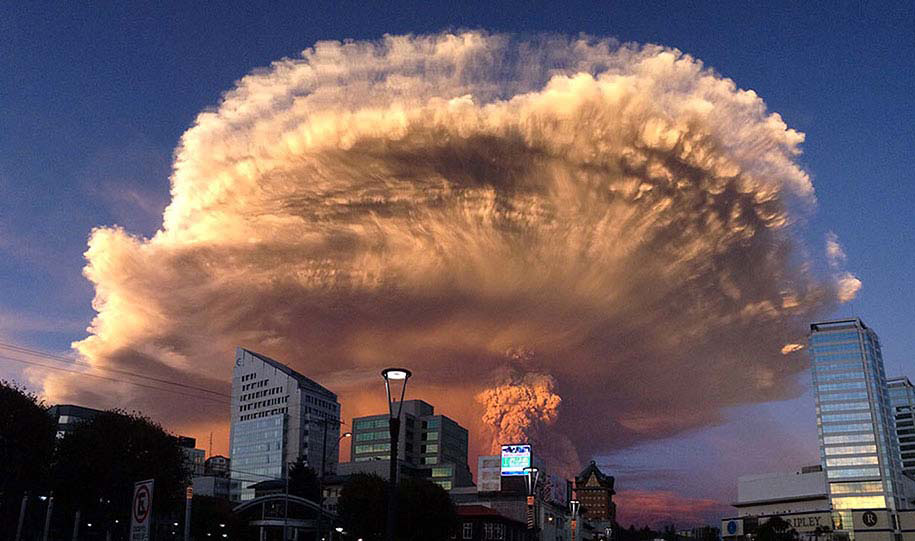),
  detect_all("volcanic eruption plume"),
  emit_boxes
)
[40,32,859,468]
